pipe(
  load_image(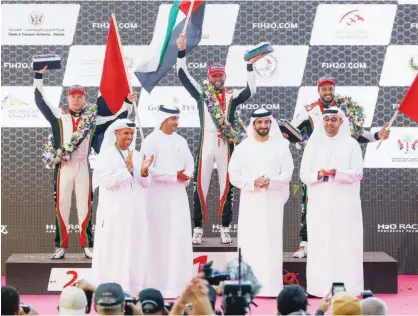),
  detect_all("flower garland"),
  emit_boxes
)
[200,81,247,144]
[334,94,365,139]
[297,95,366,152]
[42,104,97,169]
